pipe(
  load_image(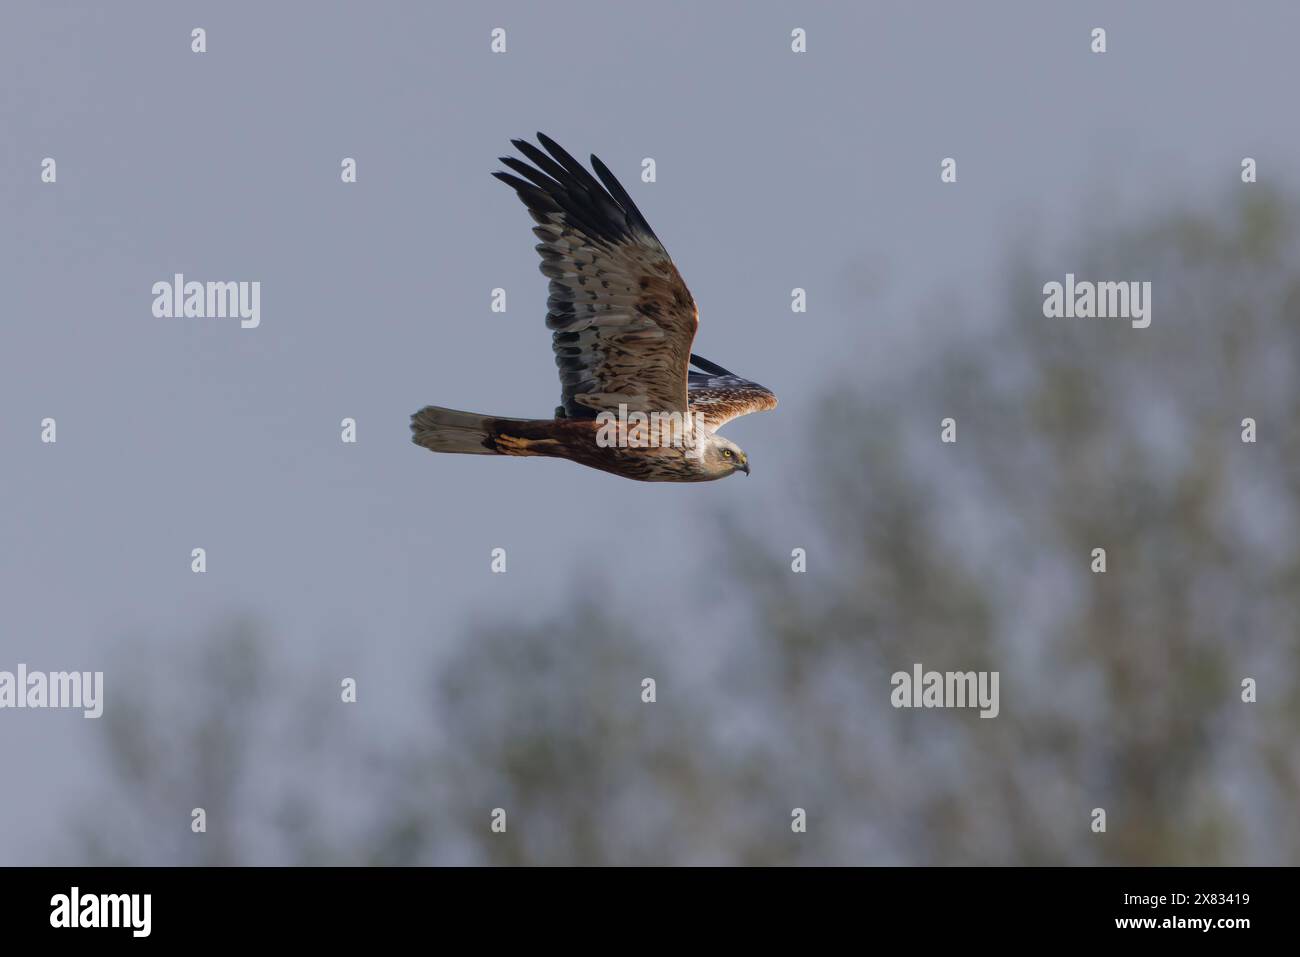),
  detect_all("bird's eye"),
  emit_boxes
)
[722,449,732,458]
